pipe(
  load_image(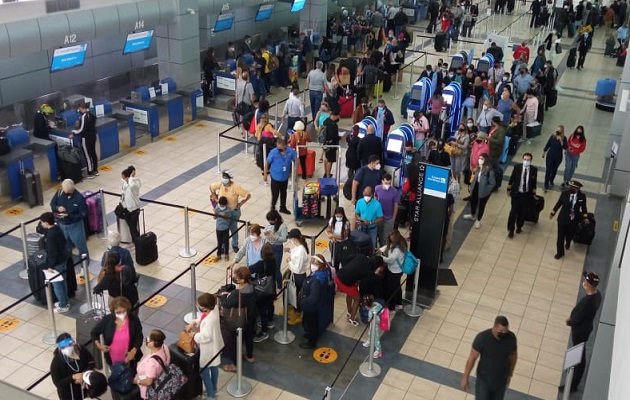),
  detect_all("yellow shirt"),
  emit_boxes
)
[209,182,250,209]
[262,50,271,74]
